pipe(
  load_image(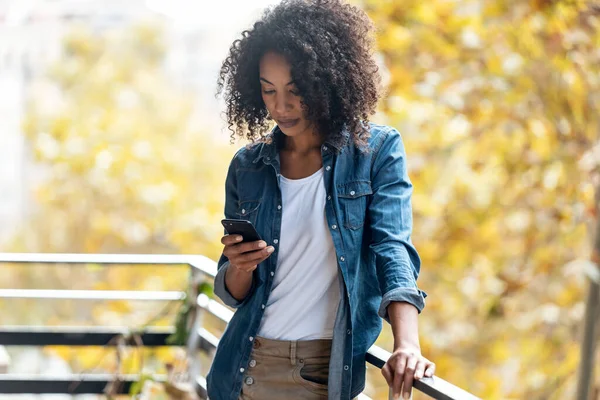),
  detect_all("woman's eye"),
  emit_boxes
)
[262,89,299,96]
